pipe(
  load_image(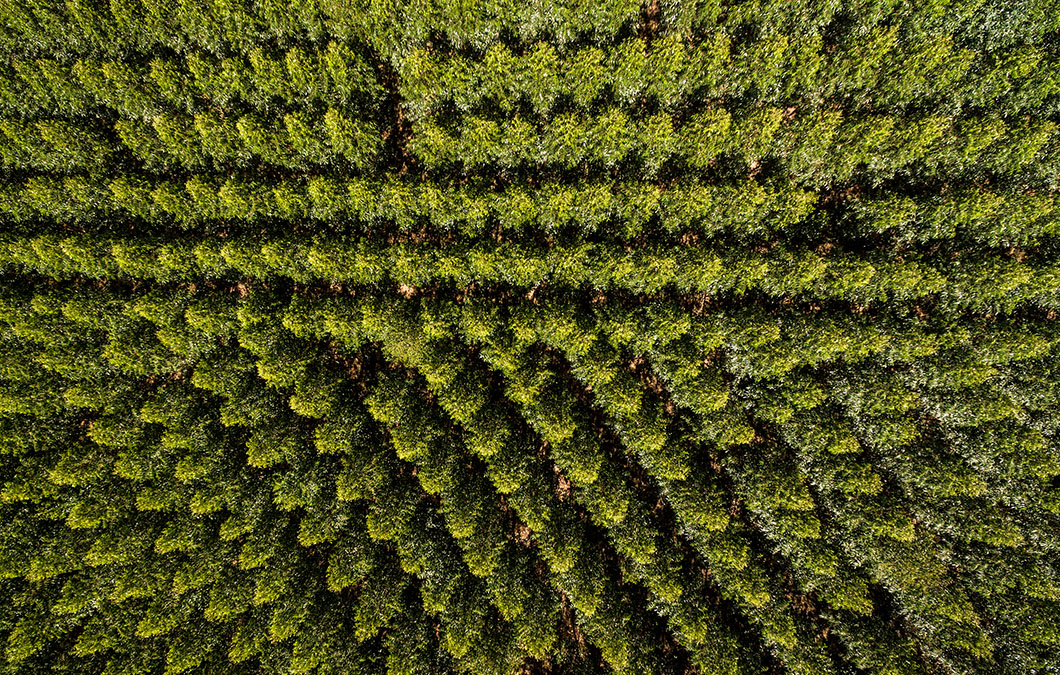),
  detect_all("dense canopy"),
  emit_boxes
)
[0,1,1058,673]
